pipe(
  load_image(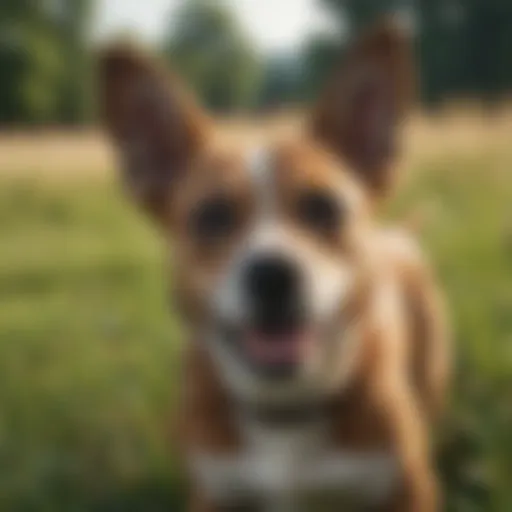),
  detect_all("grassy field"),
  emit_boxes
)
[0,114,511,511]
